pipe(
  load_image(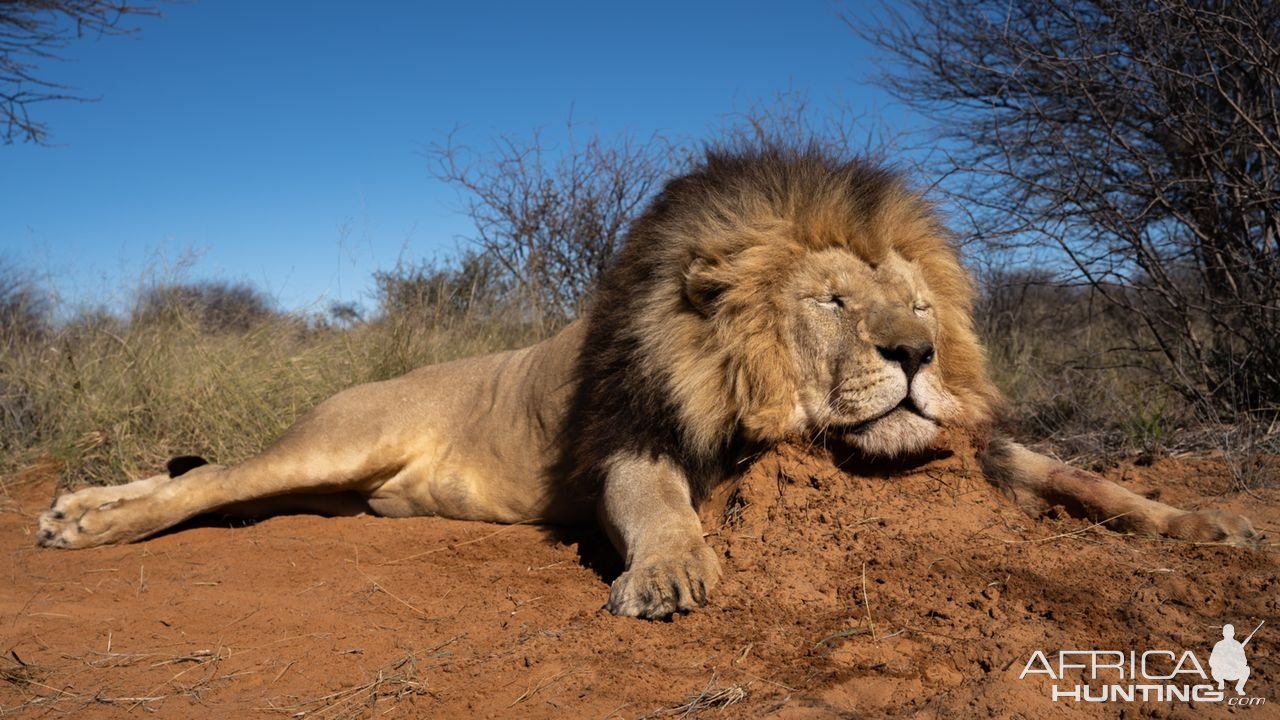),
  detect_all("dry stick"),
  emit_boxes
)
[97,695,168,704]
[353,549,429,617]
[601,701,632,719]
[150,650,219,667]
[311,681,384,719]
[813,627,866,649]
[281,658,421,718]
[216,607,260,633]
[16,678,82,702]
[636,673,749,719]
[861,560,877,642]
[679,684,748,718]
[997,512,1133,545]
[264,651,427,716]
[127,646,225,711]
[266,682,365,711]
[292,680,376,718]
[381,518,541,565]
[508,670,571,707]
[269,660,295,687]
